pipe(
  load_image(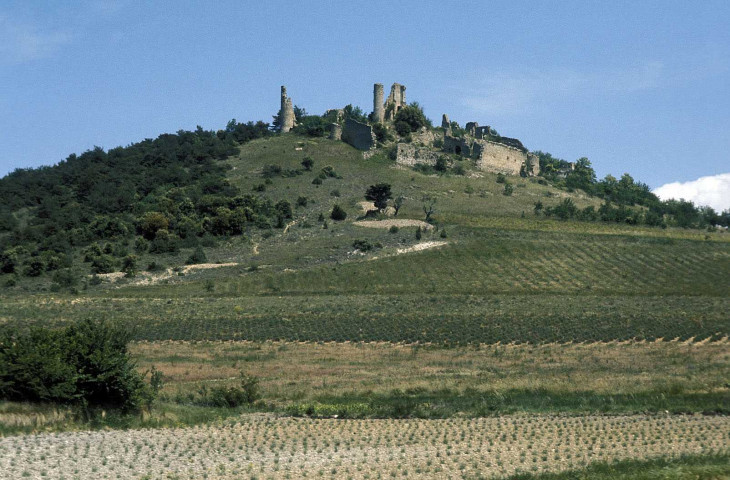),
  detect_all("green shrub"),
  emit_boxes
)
[321,165,337,178]
[198,372,260,407]
[261,164,282,178]
[149,230,179,254]
[186,246,207,265]
[393,103,431,134]
[496,173,506,184]
[91,255,116,274]
[389,225,399,234]
[503,183,514,196]
[121,255,138,275]
[0,320,152,411]
[352,239,377,252]
[330,205,347,221]
[52,269,78,288]
[23,259,45,277]
[435,156,448,173]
